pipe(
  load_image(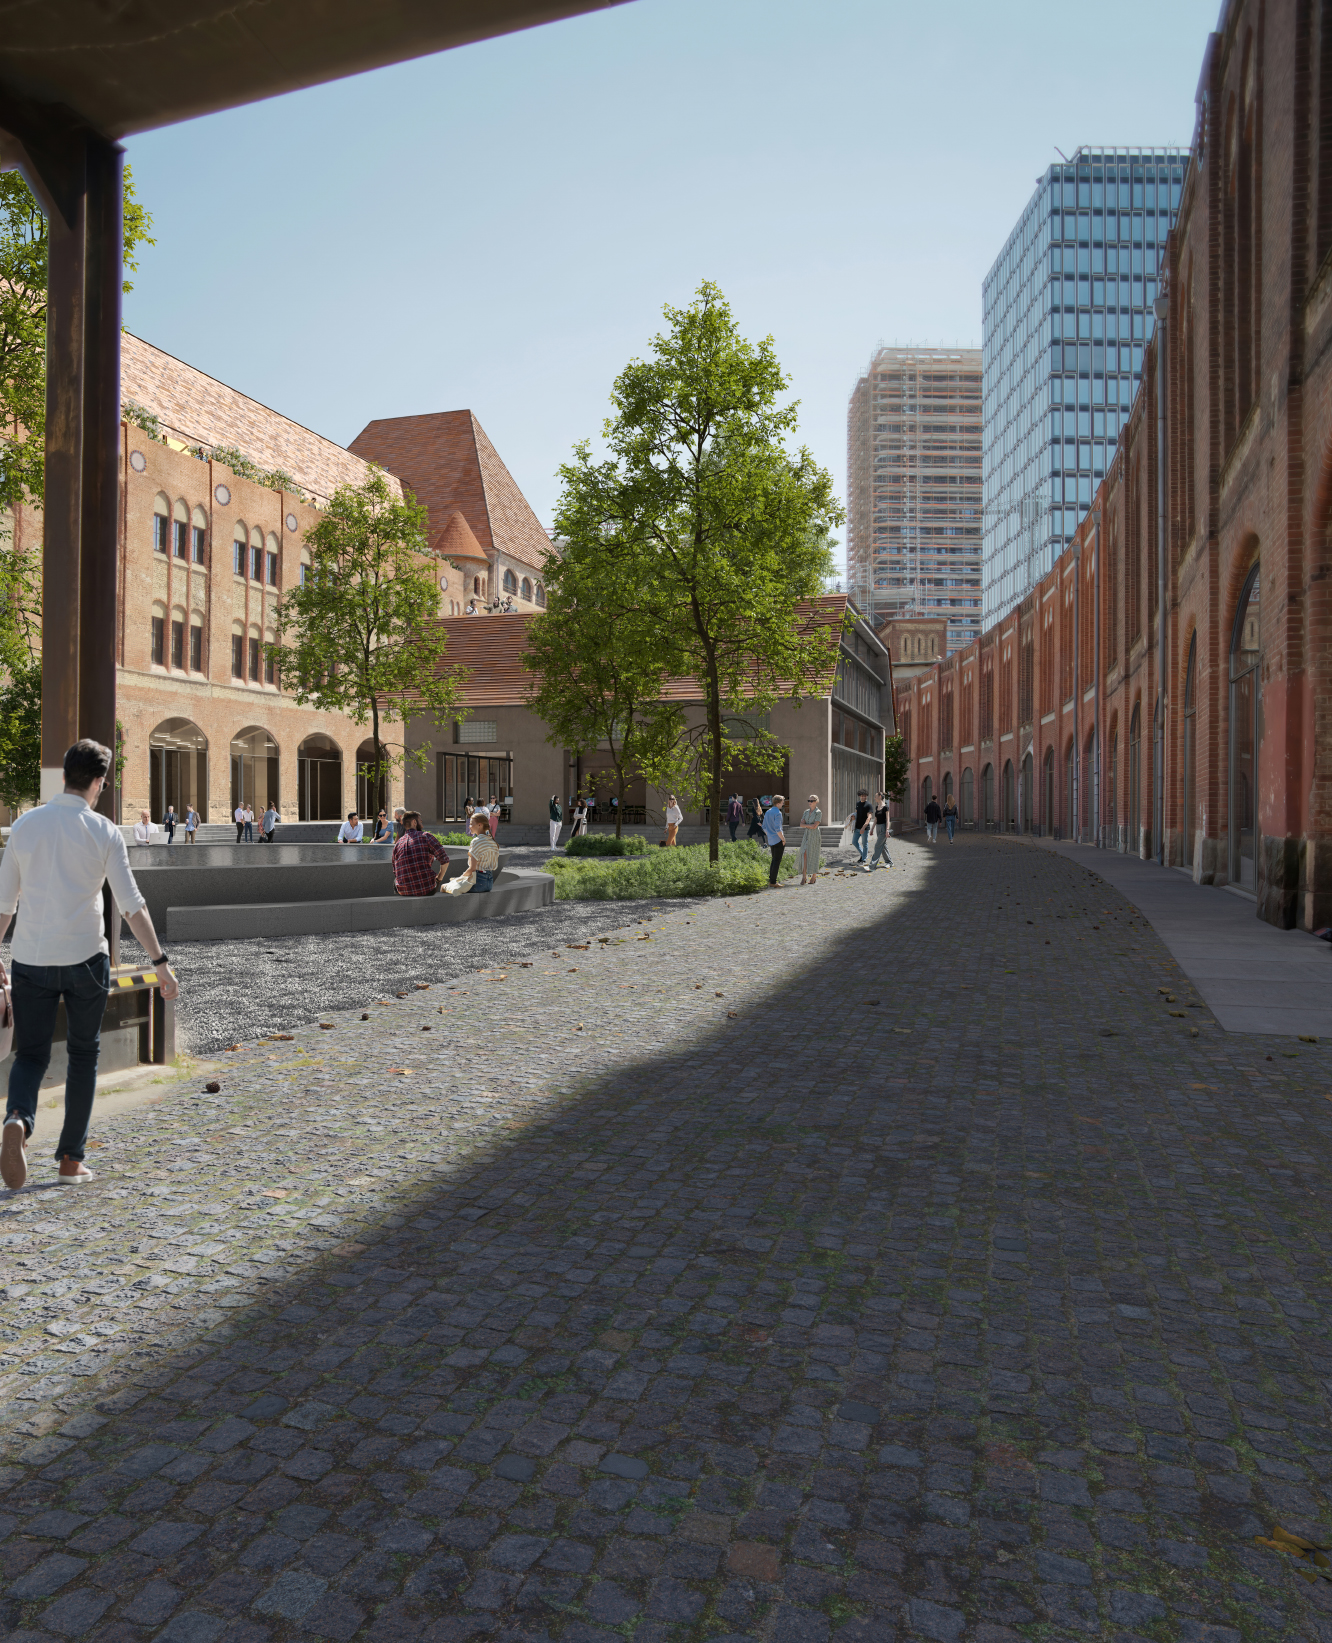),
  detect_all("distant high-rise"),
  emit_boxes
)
[981,147,1186,622]
[846,346,982,652]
